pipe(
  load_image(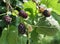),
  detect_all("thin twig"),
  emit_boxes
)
[27,28,30,44]
[0,13,6,16]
